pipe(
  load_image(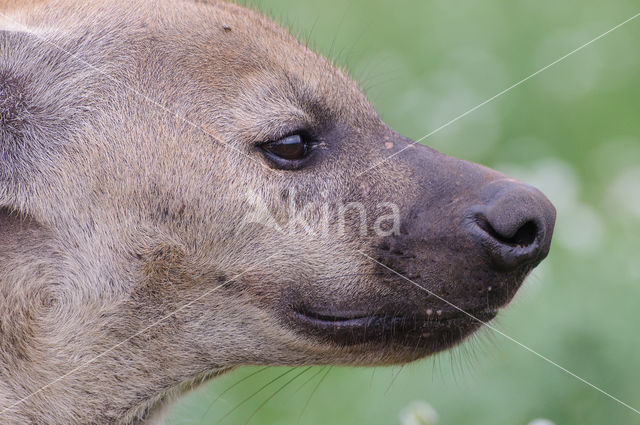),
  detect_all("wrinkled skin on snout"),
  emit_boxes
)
[0,0,555,423]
